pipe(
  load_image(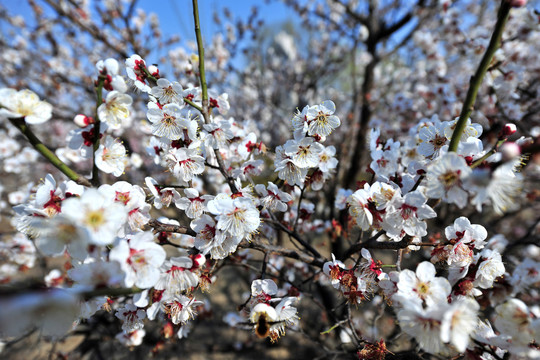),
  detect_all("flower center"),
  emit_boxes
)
[86,210,105,229]
[162,113,176,126]
[439,171,459,187]
[417,281,429,296]
[316,112,328,124]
